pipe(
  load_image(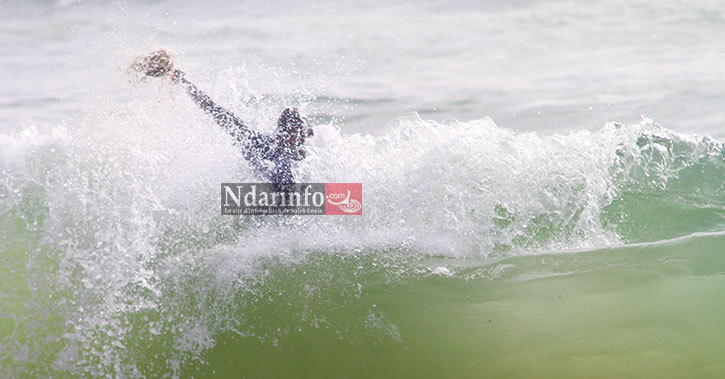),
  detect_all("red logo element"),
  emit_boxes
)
[325,183,362,215]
